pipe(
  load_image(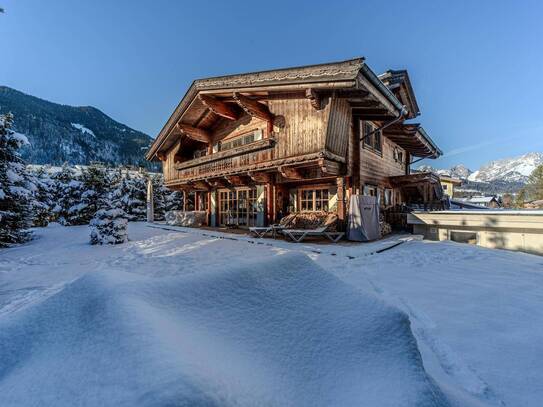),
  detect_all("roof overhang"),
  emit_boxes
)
[383,123,442,159]
[146,58,408,161]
